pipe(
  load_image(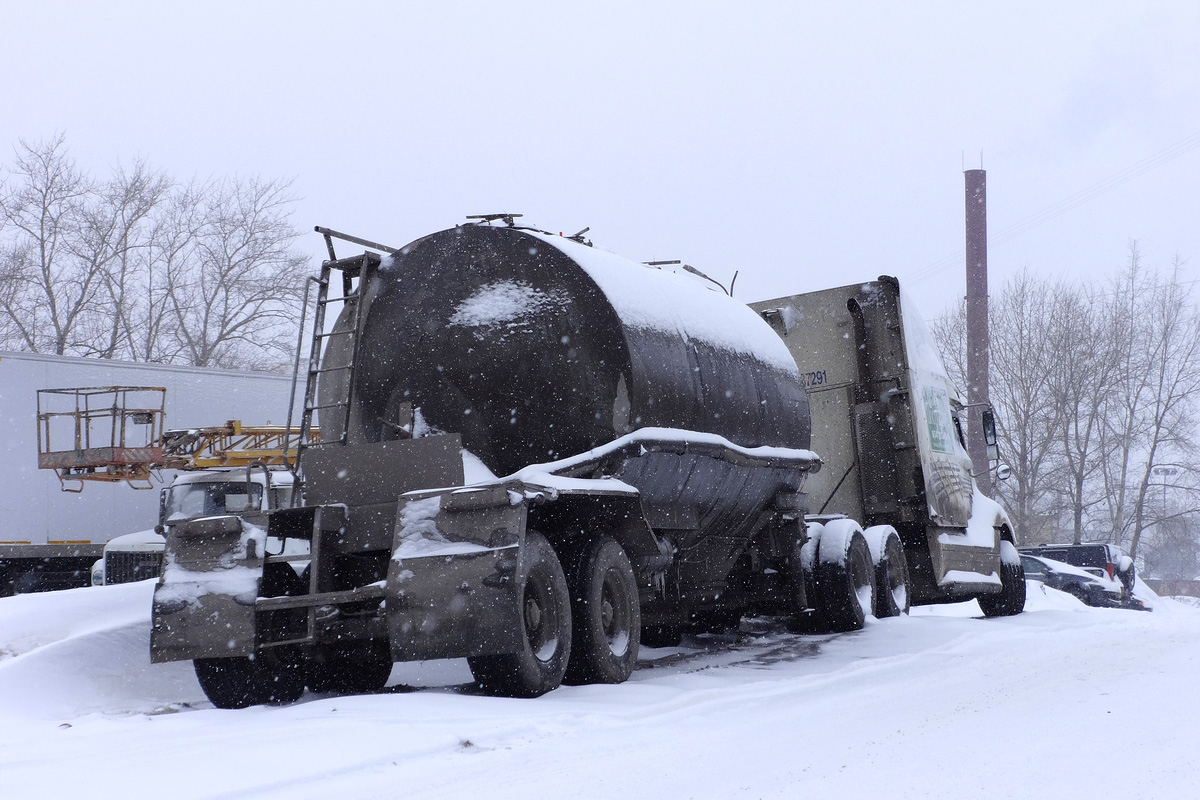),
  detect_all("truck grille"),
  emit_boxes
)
[105,551,163,585]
